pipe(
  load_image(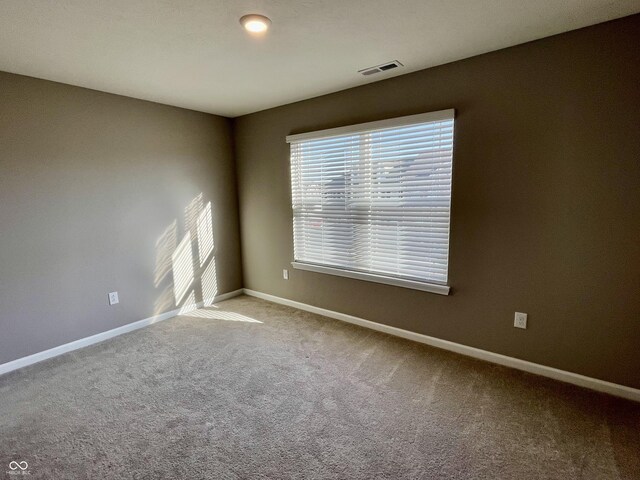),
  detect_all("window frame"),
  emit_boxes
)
[286,109,455,296]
